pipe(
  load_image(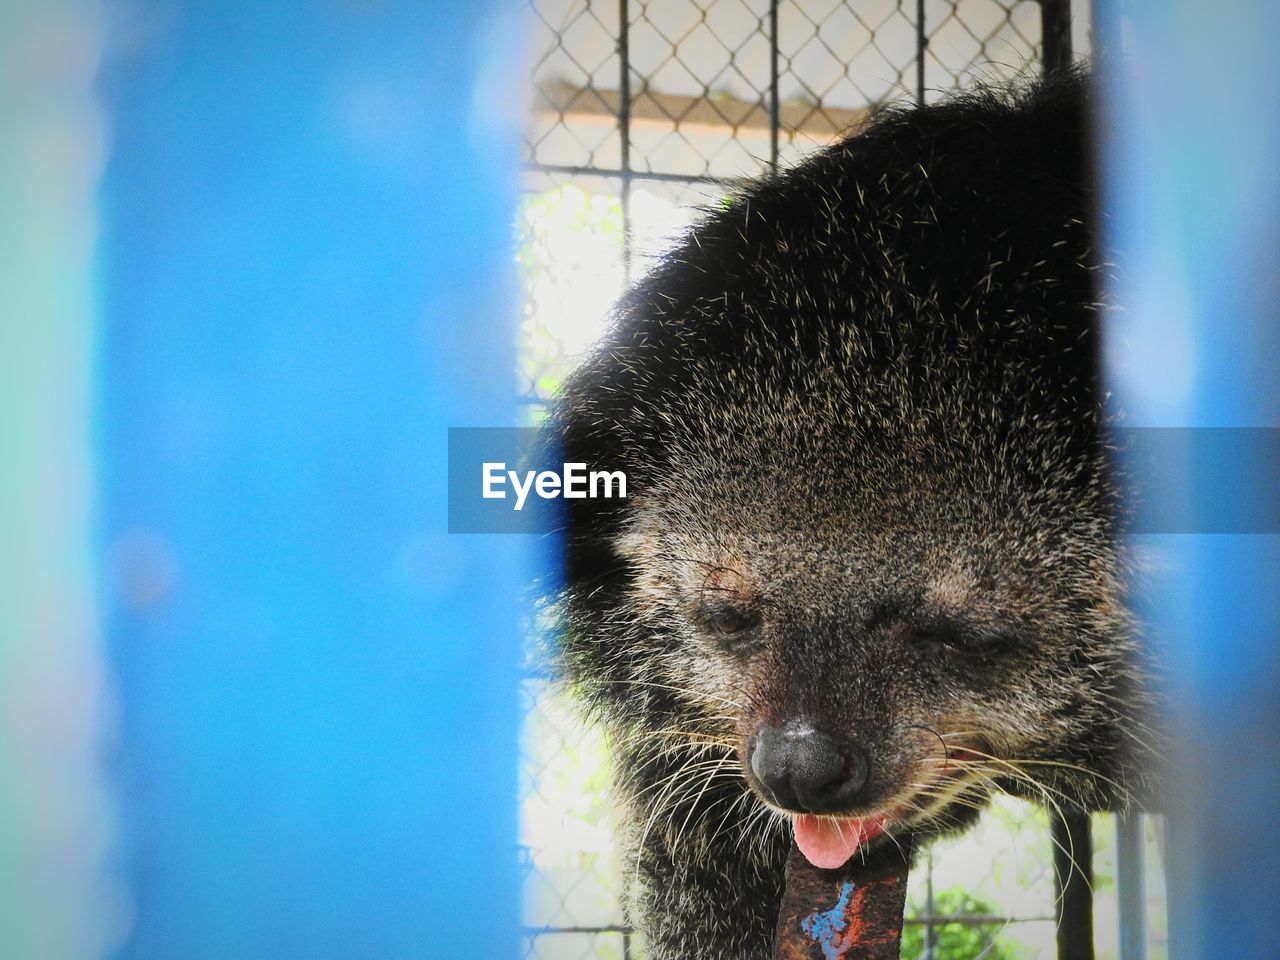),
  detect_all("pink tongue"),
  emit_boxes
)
[792,814,887,869]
